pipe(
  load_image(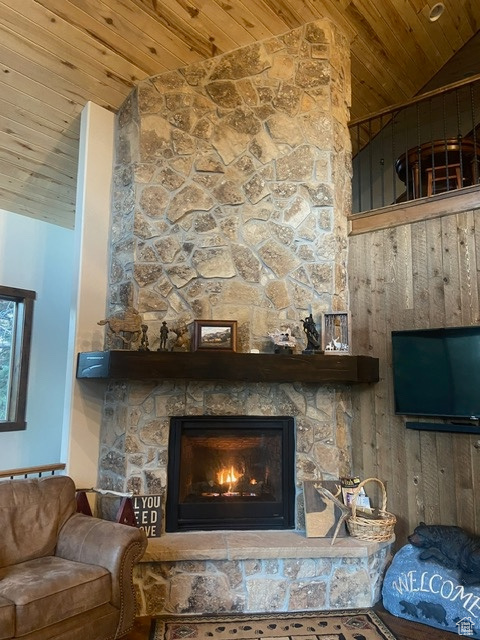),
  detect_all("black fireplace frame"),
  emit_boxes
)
[166,415,295,532]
